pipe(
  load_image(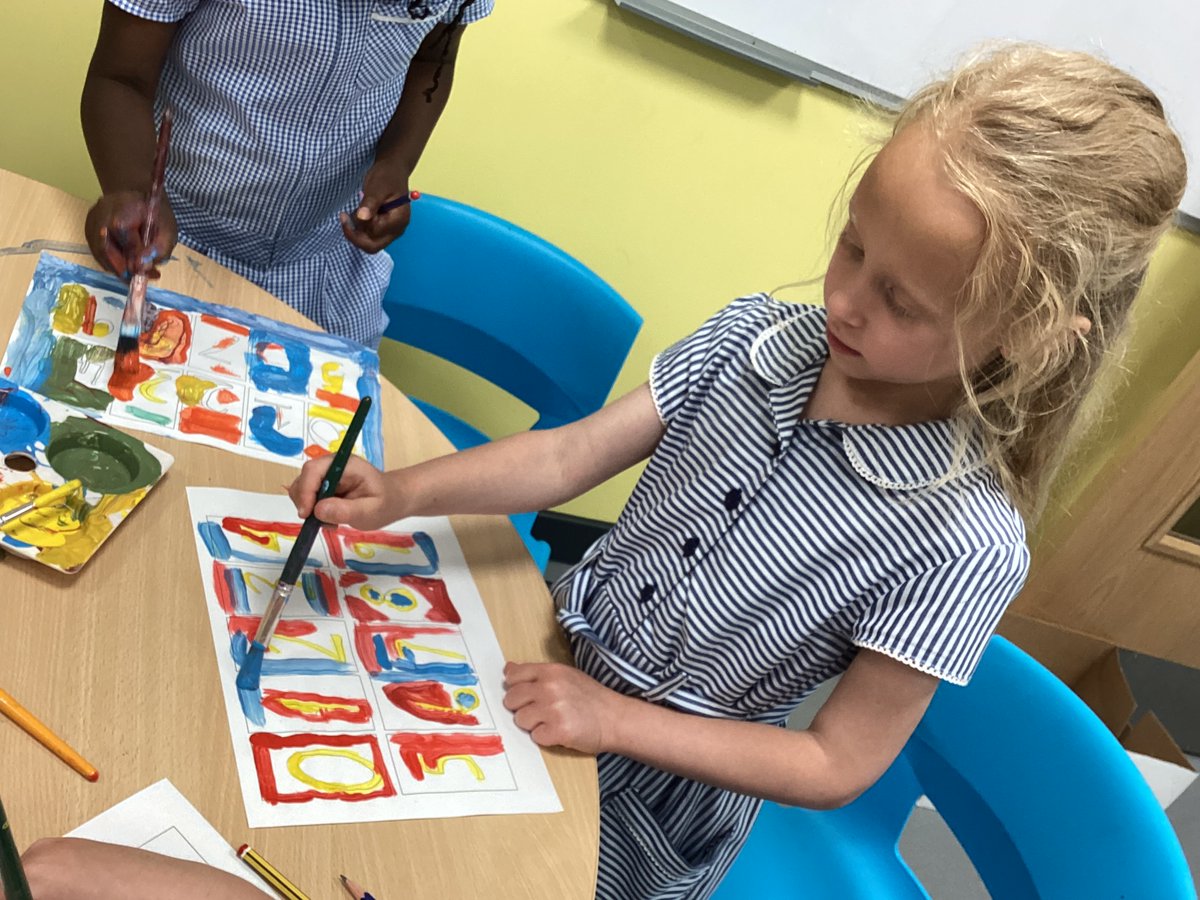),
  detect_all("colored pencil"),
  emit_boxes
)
[236,844,310,900]
[0,795,32,900]
[376,189,421,216]
[0,480,82,530]
[340,873,377,900]
[0,689,98,782]
[236,396,373,692]
[113,108,173,377]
